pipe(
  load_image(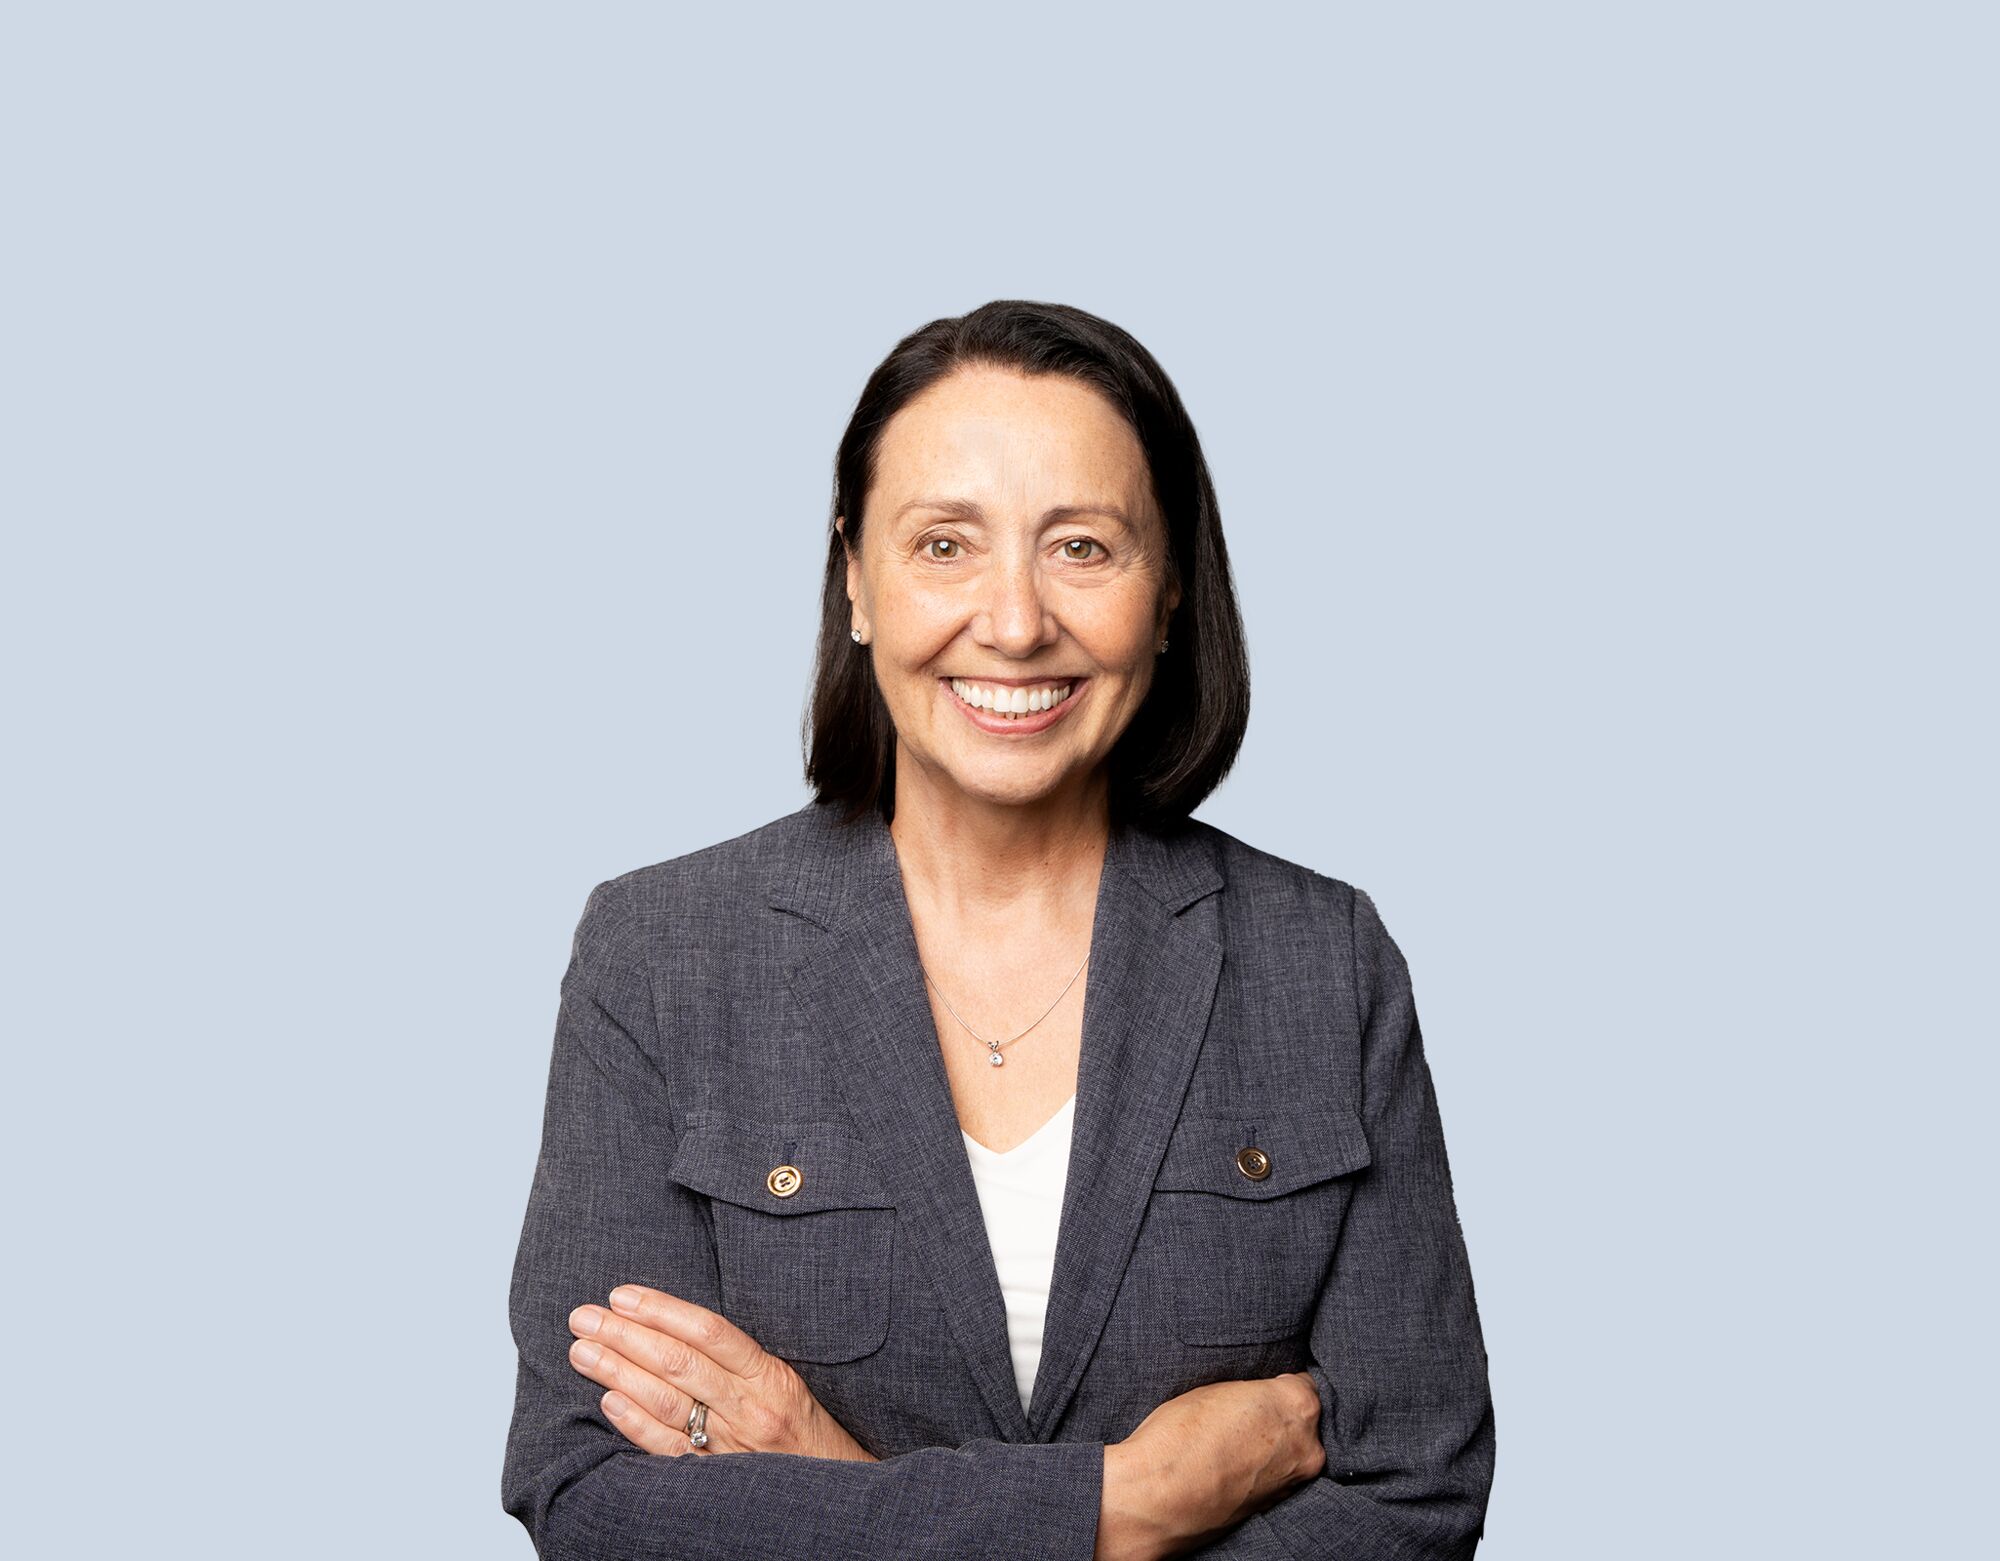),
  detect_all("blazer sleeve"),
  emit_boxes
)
[500,877,1107,1561]
[1185,884,1496,1560]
